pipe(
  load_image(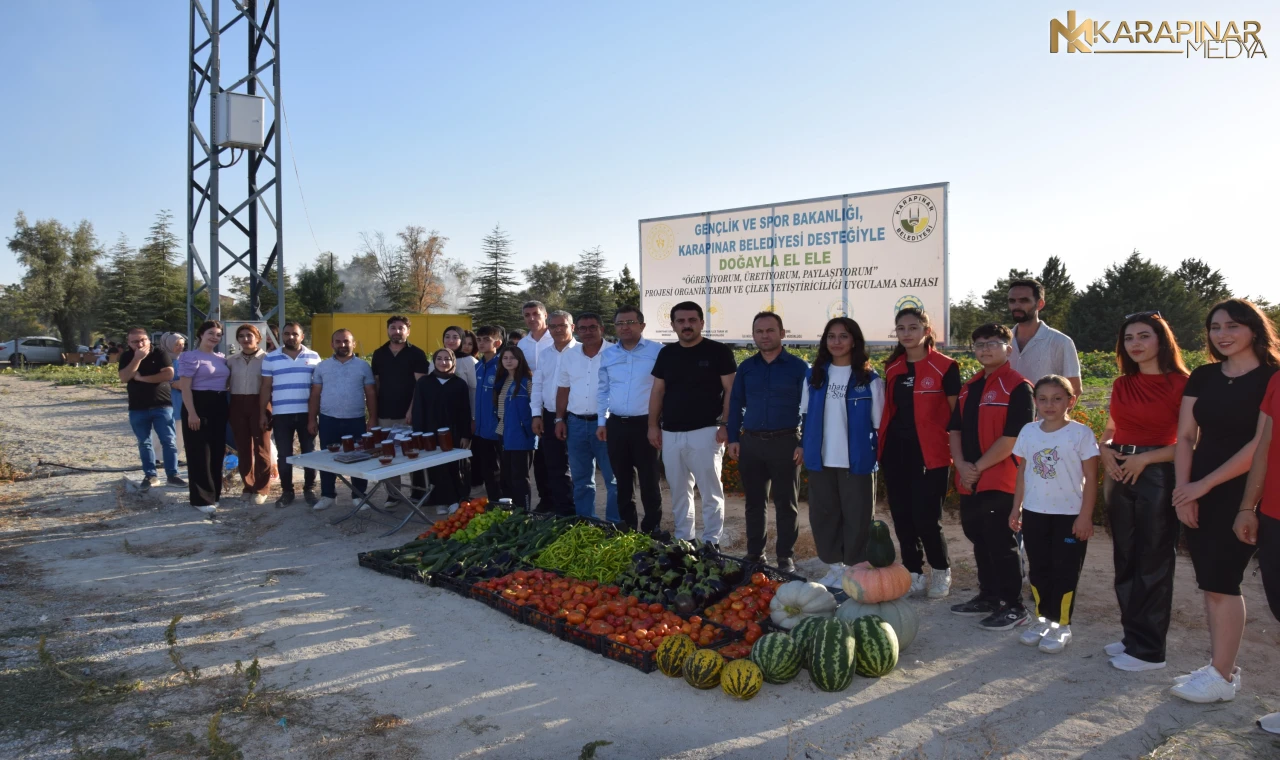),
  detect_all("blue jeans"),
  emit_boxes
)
[129,406,179,478]
[567,415,618,522]
[318,415,368,499]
